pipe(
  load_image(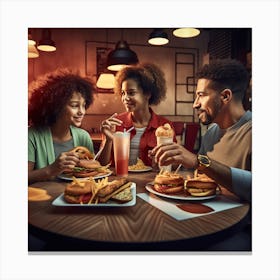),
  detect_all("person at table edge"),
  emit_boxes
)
[152,59,252,202]
[28,68,95,184]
